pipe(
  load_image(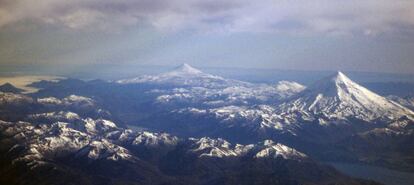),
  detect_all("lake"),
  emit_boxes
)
[327,162,414,185]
